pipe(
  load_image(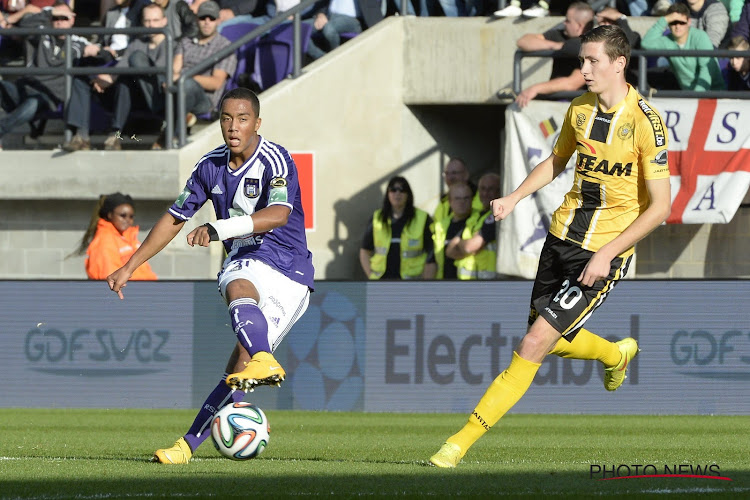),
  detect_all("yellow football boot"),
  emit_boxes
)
[152,437,192,464]
[226,351,286,392]
[604,338,639,391]
[429,442,463,468]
